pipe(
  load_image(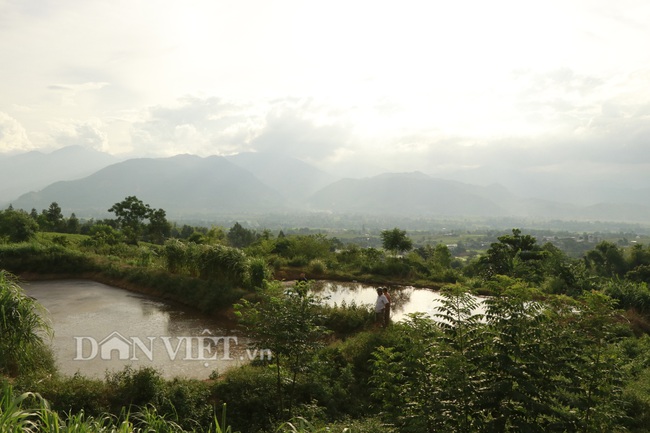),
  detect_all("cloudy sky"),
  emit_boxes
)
[1,0,649,183]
